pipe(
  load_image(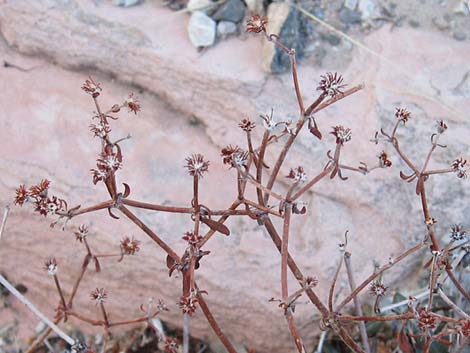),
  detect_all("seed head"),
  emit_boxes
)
[89,121,111,138]
[317,72,346,97]
[451,158,467,179]
[81,78,102,97]
[246,15,267,33]
[239,118,256,132]
[330,126,352,145]
[416,307,437,331]
[120,236,141,255]
[162,337,179,353]
[29,179,50,198]
[44,258,58,276]
[369,280,387,297]
[220,145,241,166]
[378,151,392,168]
[182,231,203,247]
[395,108,411,123]
[436,120,447,134]
[450,224,466,241]
[90,288,107,304]
[231,150,249,169]
[125,93,140,114]
[185,154,209,178]
[14,184,29,206]
[179,292,199,316]
[287,166,307,183]
[75,225,89,242]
